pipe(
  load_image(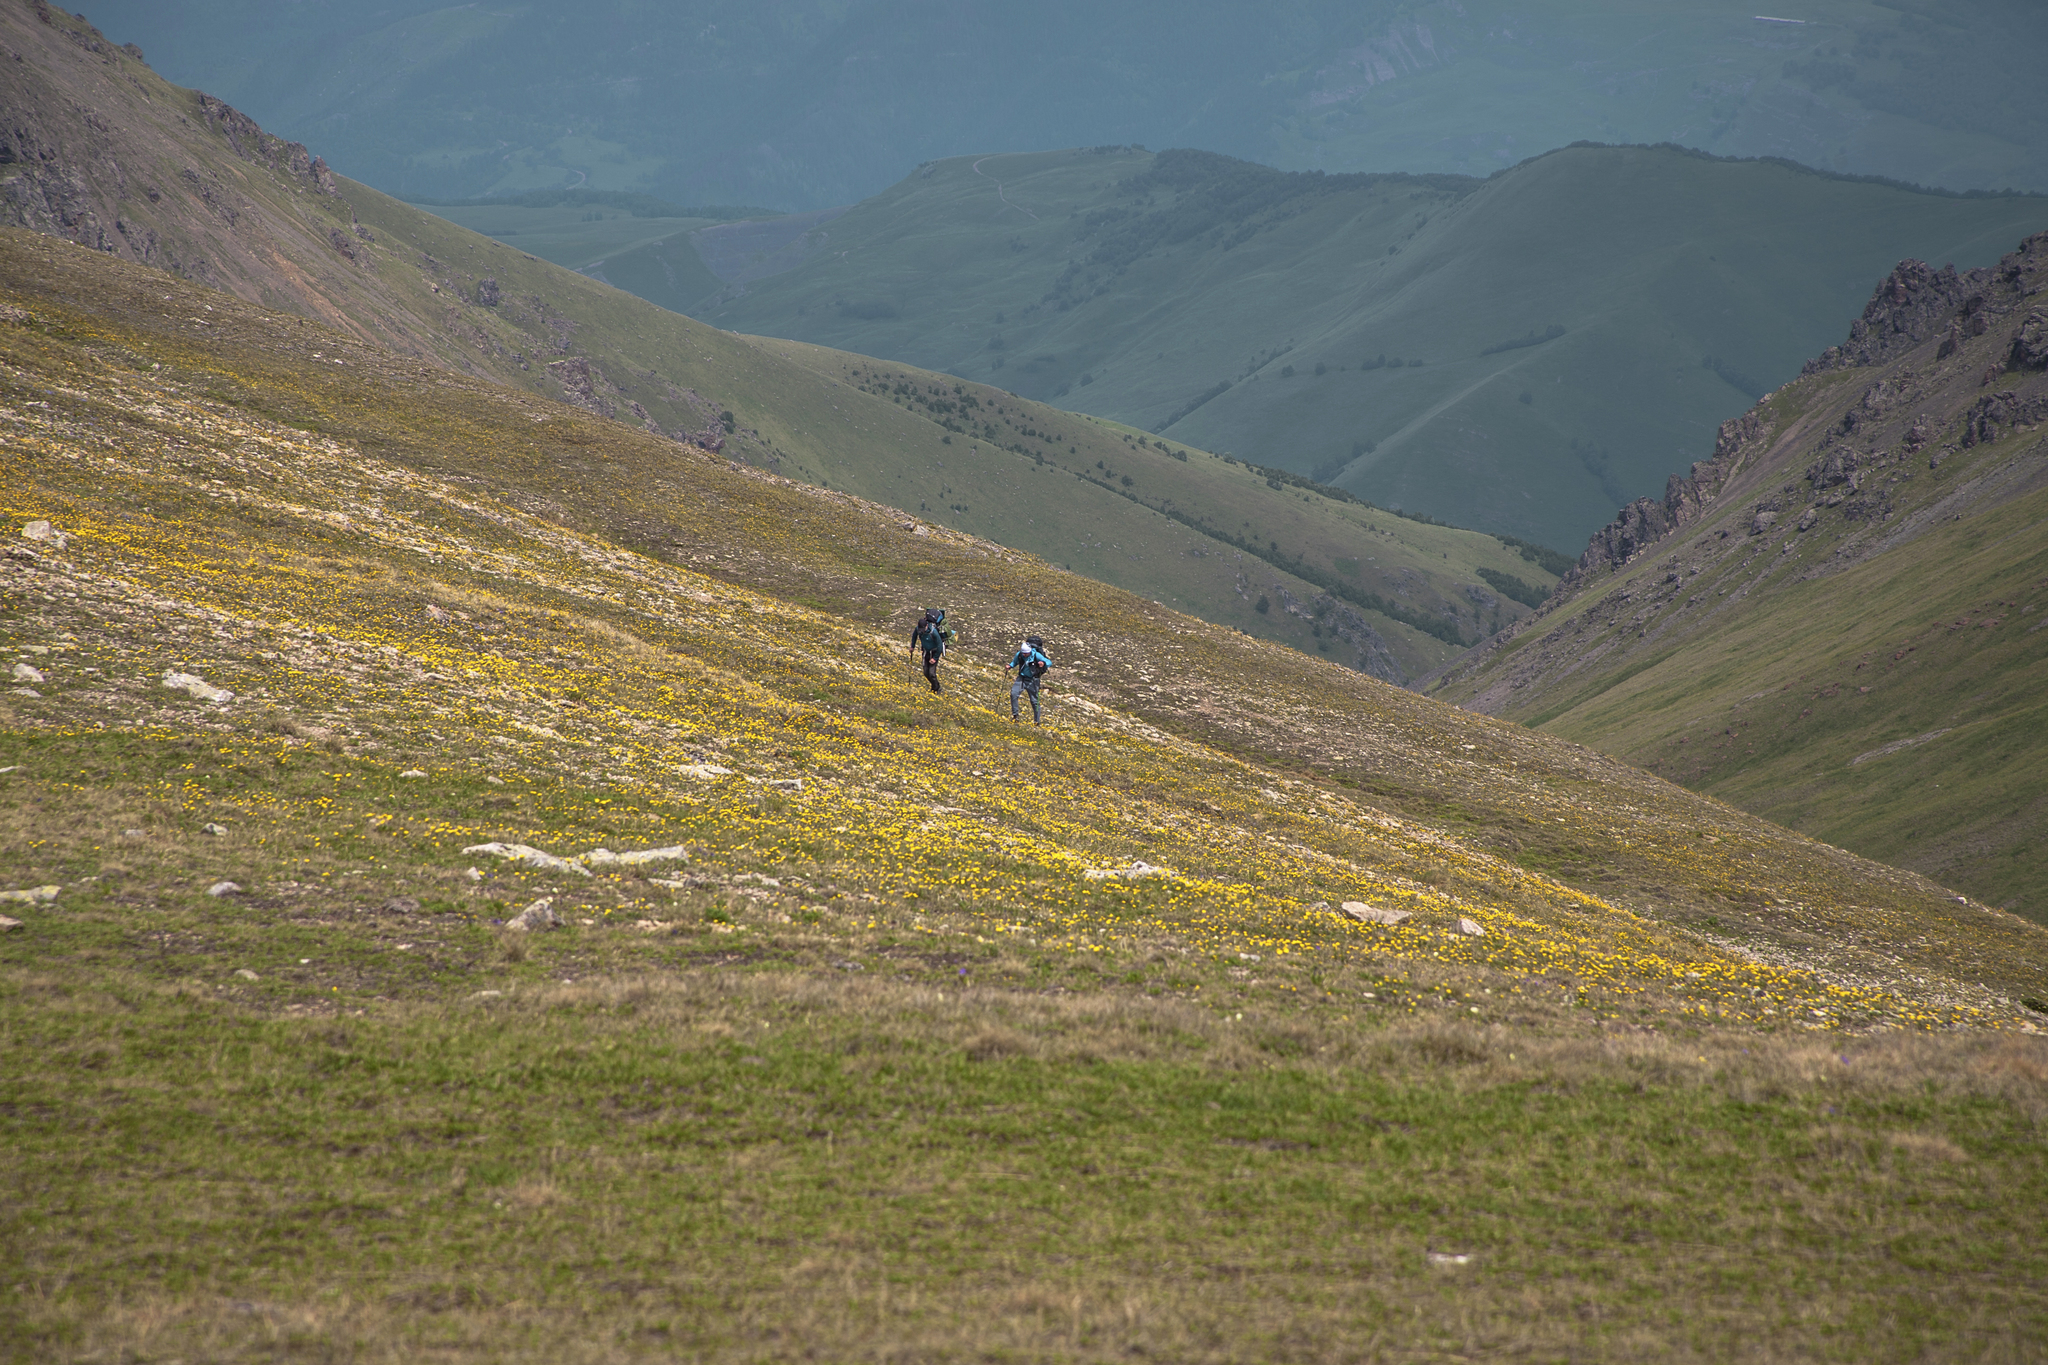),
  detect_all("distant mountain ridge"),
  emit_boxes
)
[1432,236,2048,920]
[685,143,2048,550]
[79,0,2048,210]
